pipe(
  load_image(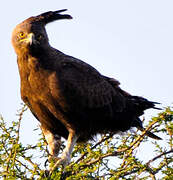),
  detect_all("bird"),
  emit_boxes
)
[11,9,161,173]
